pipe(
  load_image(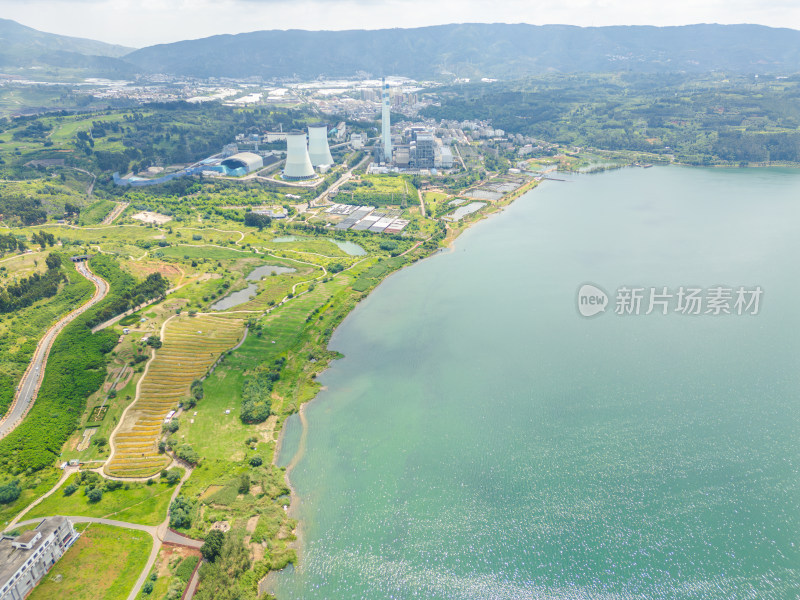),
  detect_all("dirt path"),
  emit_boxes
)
[101,201,129,225]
